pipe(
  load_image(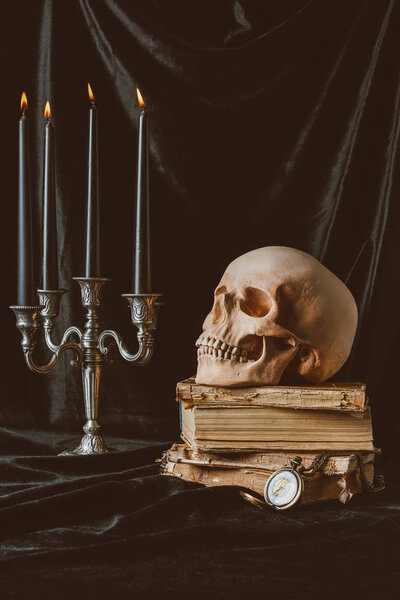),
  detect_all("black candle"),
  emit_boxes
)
[42,101,58,290]
[85,83,100,277]
[133,88,151,293]
[17,92,35,306]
